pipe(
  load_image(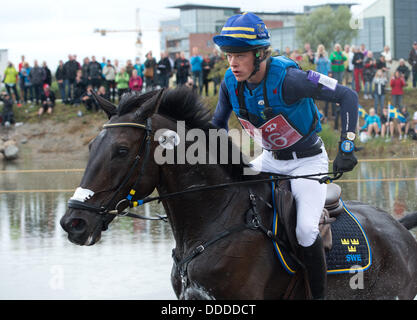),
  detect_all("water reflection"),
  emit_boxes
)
[0,159,176,299]
[0,158,416,299]
[339,160,417,221]
[0,190,176,299]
